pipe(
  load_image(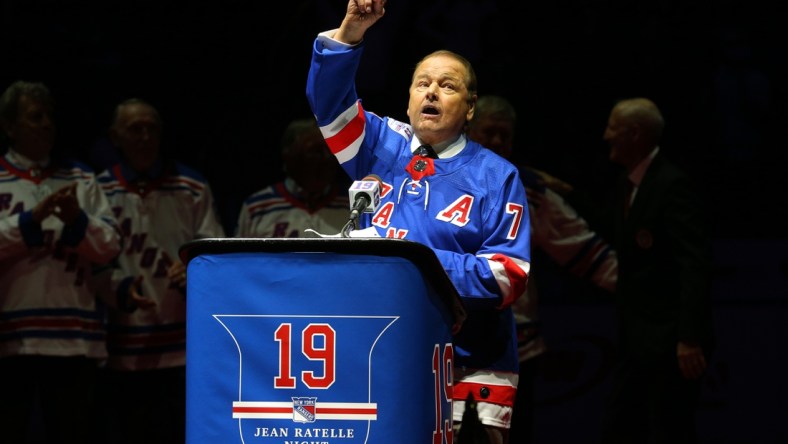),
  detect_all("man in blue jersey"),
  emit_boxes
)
[306,1,530,442]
